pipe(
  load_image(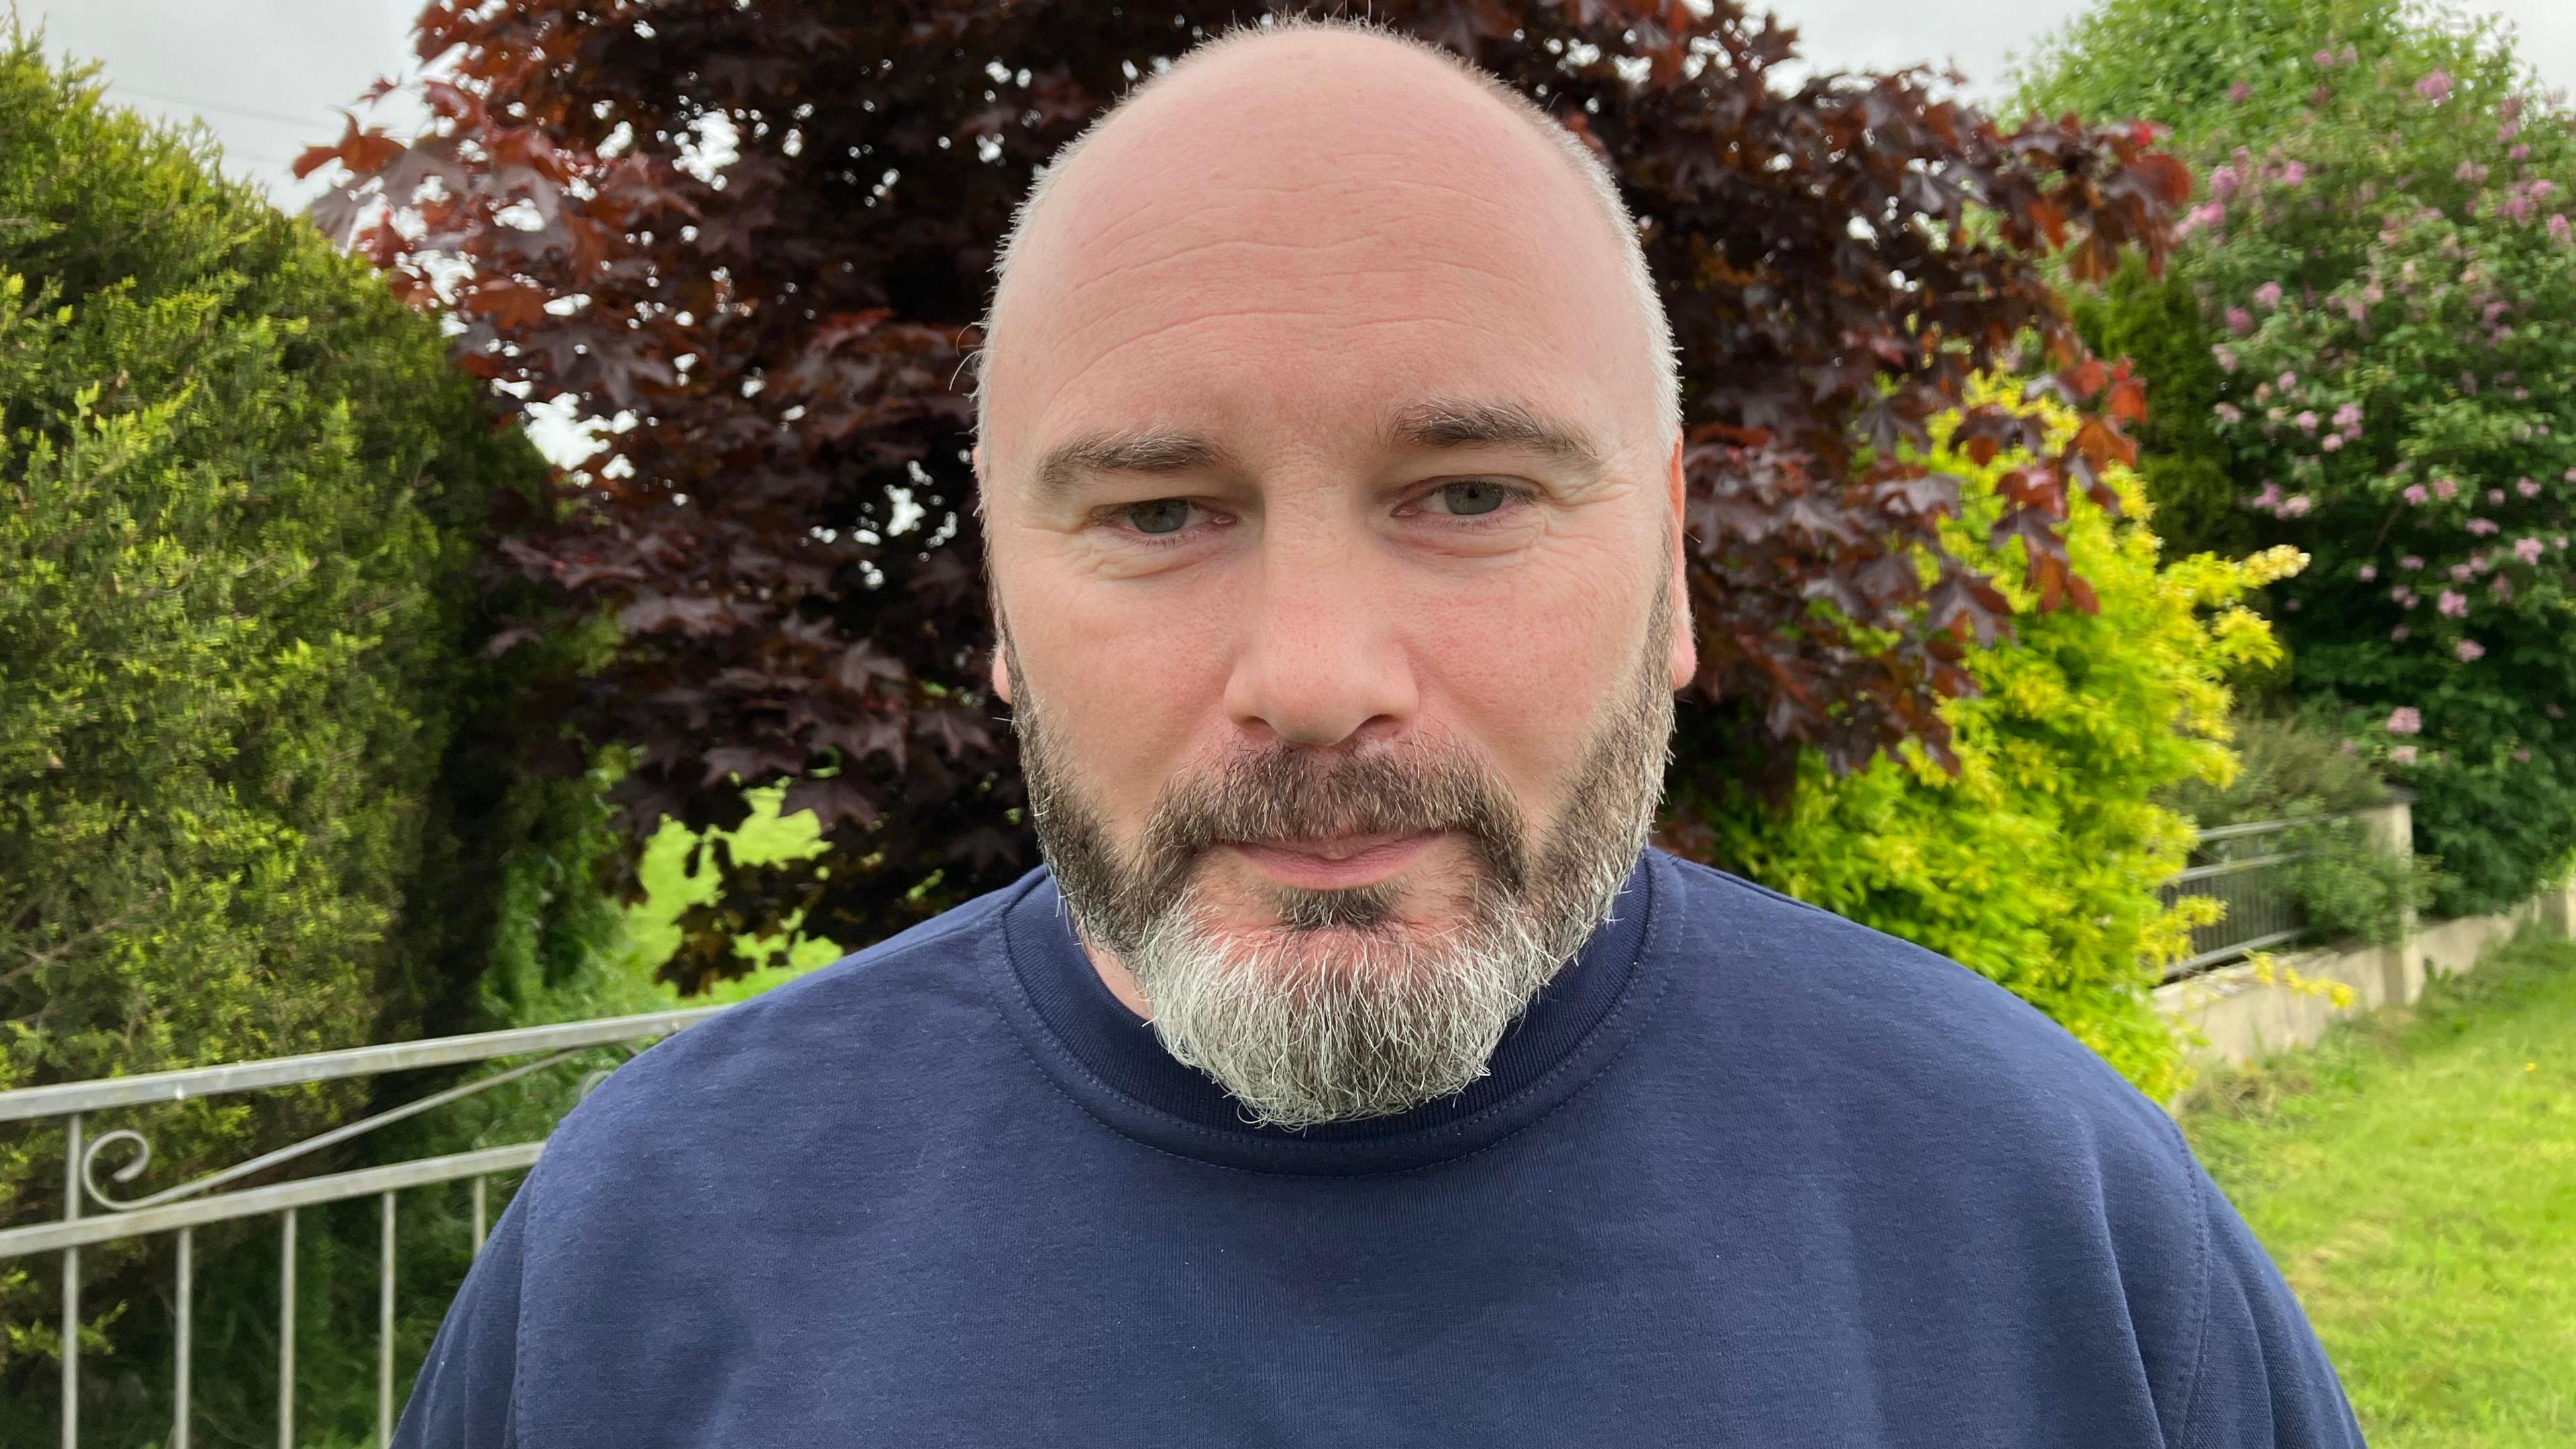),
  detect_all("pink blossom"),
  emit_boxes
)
[2504,194,2536,224]
[2332,404,2363,430]
[2184,201,2226,231]
[2457,639,2486,661]
[2279,161,2308,186]
[2226,307,2255,335]
[2281,494,2313,519]
[2434,476,2459,500]
[2392,745,2419,764]
[2213,402,2243,424]
[2450,564,2475,582]
[2517,749,2534,763]
[2520,477,2543,498]
[2277,370,2298,390]
[2404,483,2430,504]
[2491,575,2515,600]
[2386,706,2422,735]
[2359,564,2379,581]
[2314,48,2337,66]
[2296,411,2320,433]
[2322,434,2344,451]
[2513,144,2534,162]
[2500,119,2524,142]
[2517,537,2546,564]
[2416,68,2453,103]
[2551,215,2573,244]
[2504,97,2526,120]
[2457,159,2490,184]
[2230,80,2253,103]
[2392,626,2411,641]
[2439,590,2469,616]
[2212,345,2239,373]
[2401,555,2424,570]
[2254,282,2285,310]
[2210,166,2241,200]
[2535,180,2558,199]
[2343,297,2368,322]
